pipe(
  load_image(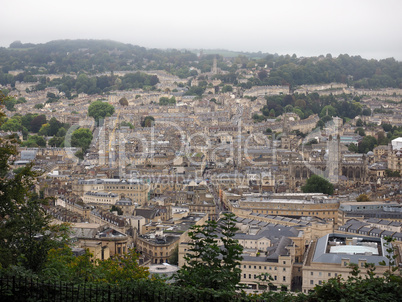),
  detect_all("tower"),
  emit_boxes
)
[212,56,218,74]
[328,134,341,184]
